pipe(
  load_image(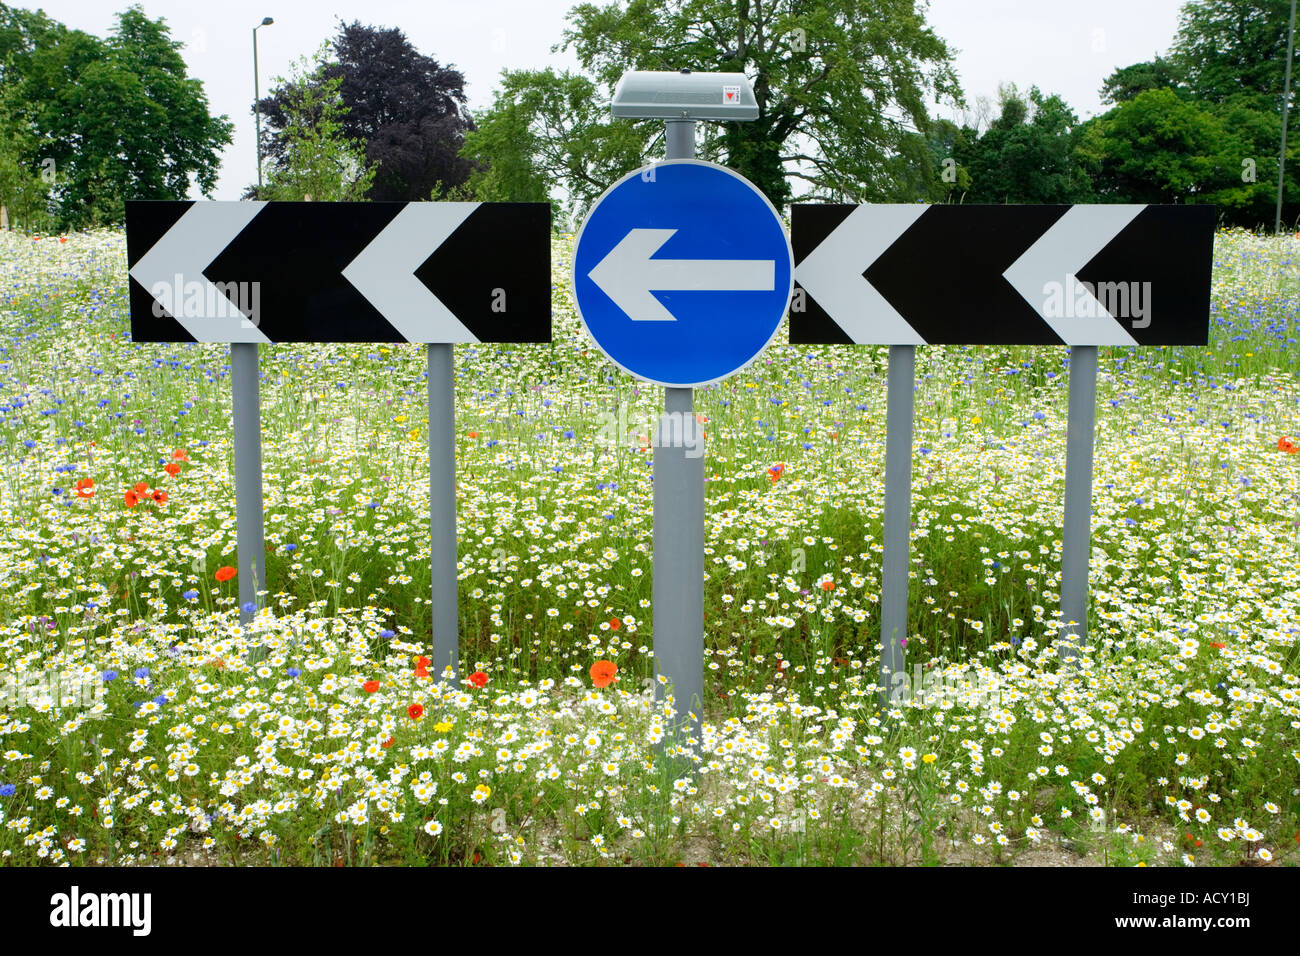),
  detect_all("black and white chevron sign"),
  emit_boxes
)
[789,204,1215,346]
[125,201,551,343]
